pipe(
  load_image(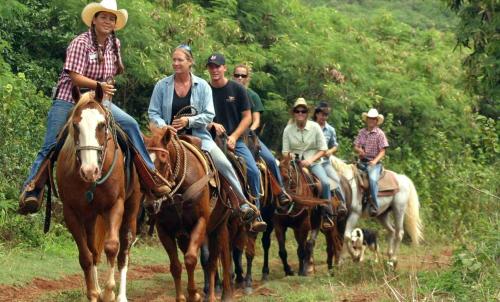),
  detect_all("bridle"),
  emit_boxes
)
[74,101,119,202]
